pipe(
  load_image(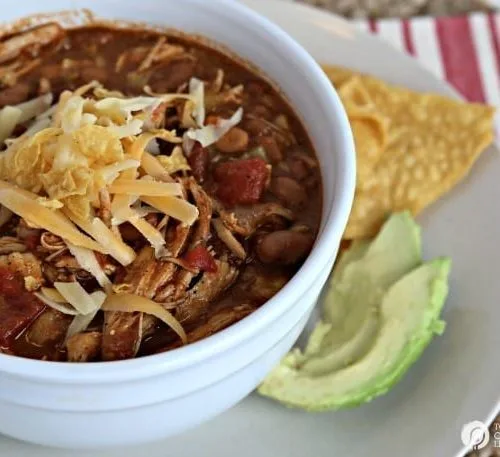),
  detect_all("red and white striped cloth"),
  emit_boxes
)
[357,14,500,107]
